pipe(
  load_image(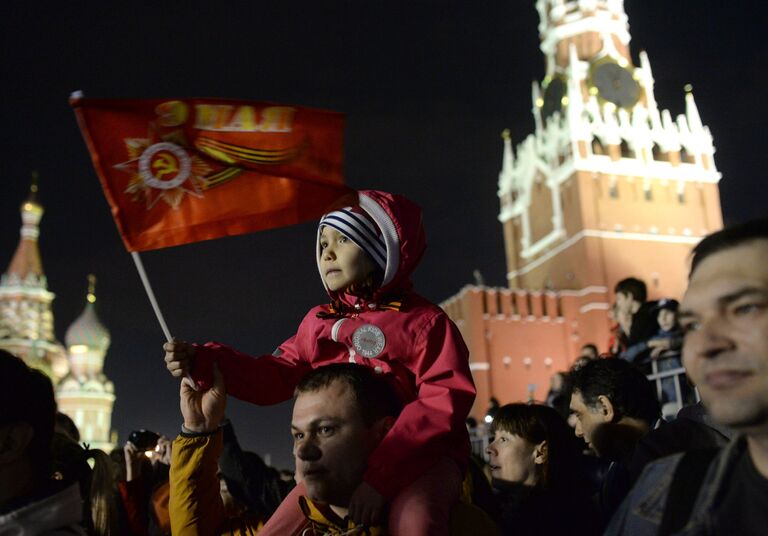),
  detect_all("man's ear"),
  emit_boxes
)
[0,423,34,463]
[596,395,615,423]
[533,440,548,466]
